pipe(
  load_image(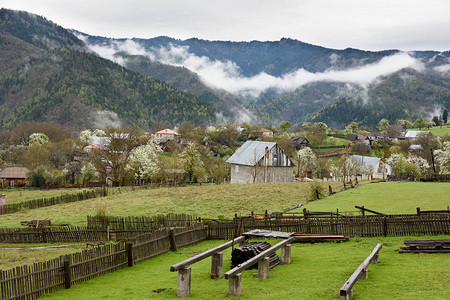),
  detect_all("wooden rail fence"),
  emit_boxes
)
[0,224,206,300]
[0,188,107,215]
[340,243,382,299]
